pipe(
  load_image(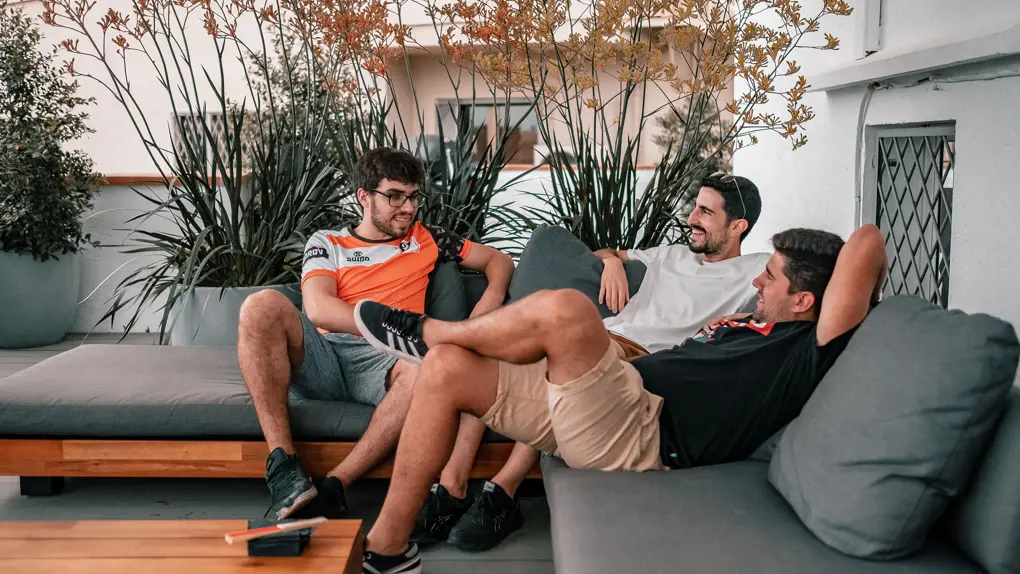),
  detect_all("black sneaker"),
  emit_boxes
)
[354,300,429,364]
[410,483,472,548]
[447,480,525,552]
[363,542,422,574]
[291,476,348,519]
[265,447,317,520]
